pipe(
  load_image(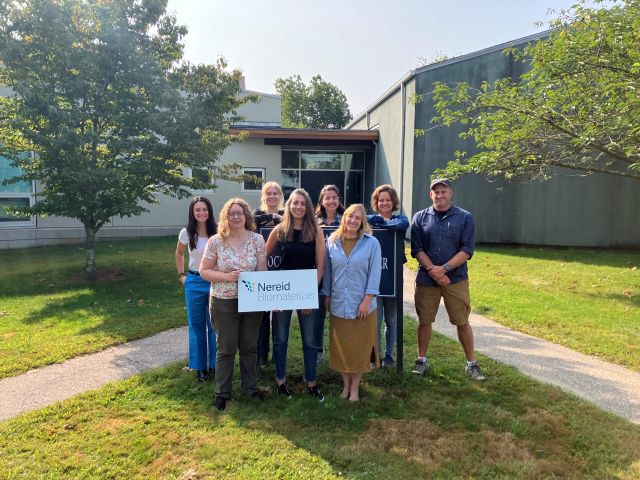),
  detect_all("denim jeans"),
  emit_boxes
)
[312,291,327,352]
[257,311,271,365]
[272,309,319,382]
[211,297,262,400]
[377,296,397,361]
[184,273,216,370]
